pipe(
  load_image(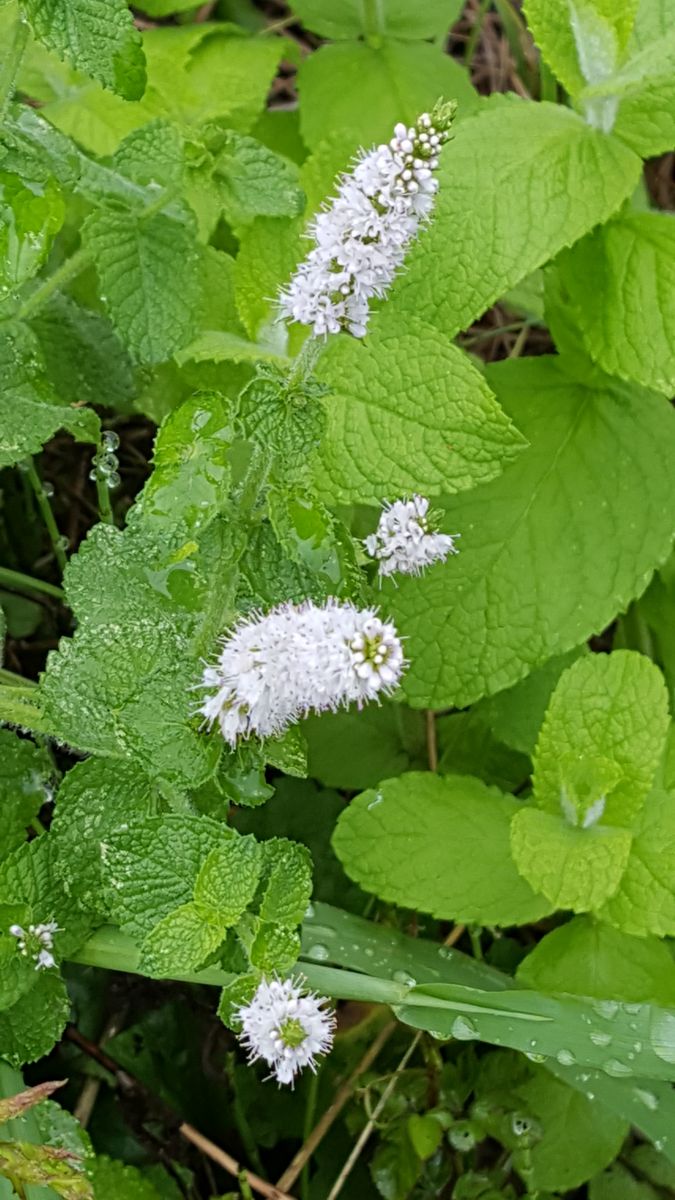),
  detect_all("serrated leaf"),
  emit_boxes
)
[533,652,669,829]
[558,213,675,396]
[194,837,262,926]
[333,773,552,926]
[50,758,159,917]
[0,326,100,467]
[139,902,225,977]
[610,8,675,156]
[600,789,675,936]
[388,356,675,709]
[510,807,633,912]
[22,0,146,100]
[259,839,312,928]
[298,39,476,152]
[316,313,526,504]
[30,292,136,412]
[0,837,93,963]
[523,0,638,96]
[0,170,64,292]
[0,969,70,1066]
[103,815,227,941]
[517,916,675,1006]
[82,208,200,364]
[249,921,300,973]
[384,95,640,337]
[0,729,52,860]
[212,131,304,225]
[112,118,184,189]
